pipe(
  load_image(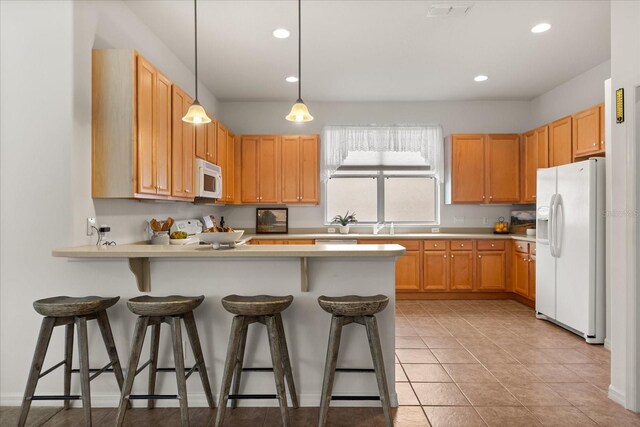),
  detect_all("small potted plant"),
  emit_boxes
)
[332,211,357,234]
